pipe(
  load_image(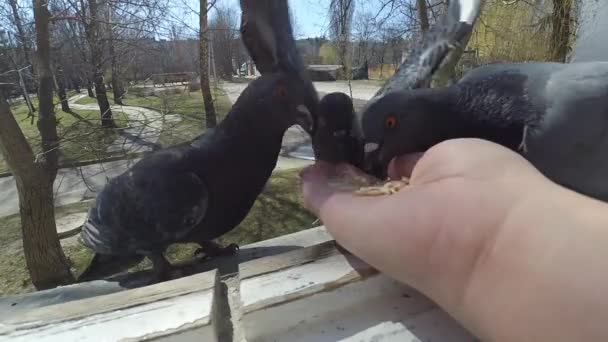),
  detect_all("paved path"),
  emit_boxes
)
[0,95,170,218]
[68,94,179,153]
[220,80,379,105]
[220,80,380,161]
[0,88,320,218]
